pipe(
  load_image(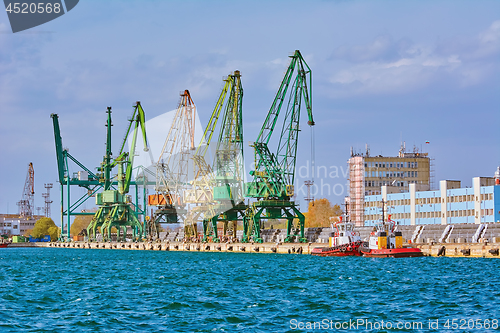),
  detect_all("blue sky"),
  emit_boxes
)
[1,0,499,224]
